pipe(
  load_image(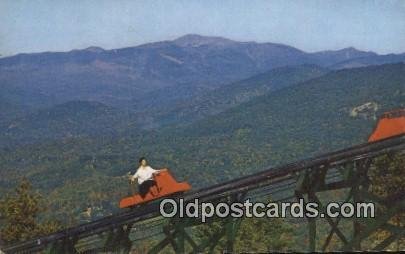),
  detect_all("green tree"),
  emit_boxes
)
[0,179,61,244]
